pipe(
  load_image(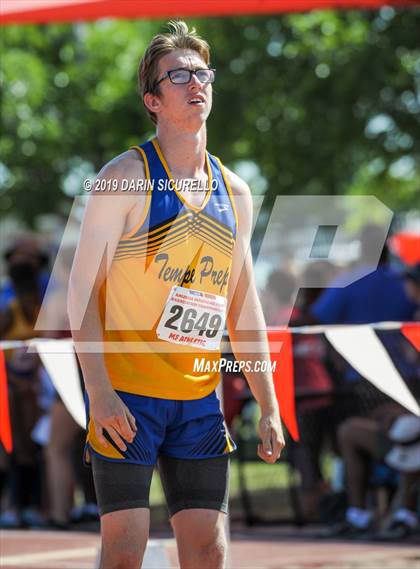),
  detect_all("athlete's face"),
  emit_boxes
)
[146,49,213,130]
